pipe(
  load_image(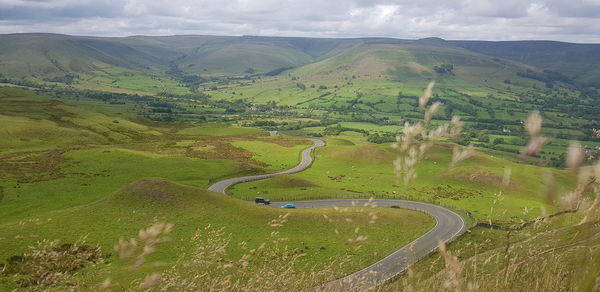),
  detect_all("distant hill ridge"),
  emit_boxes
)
[0,33,598,87]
